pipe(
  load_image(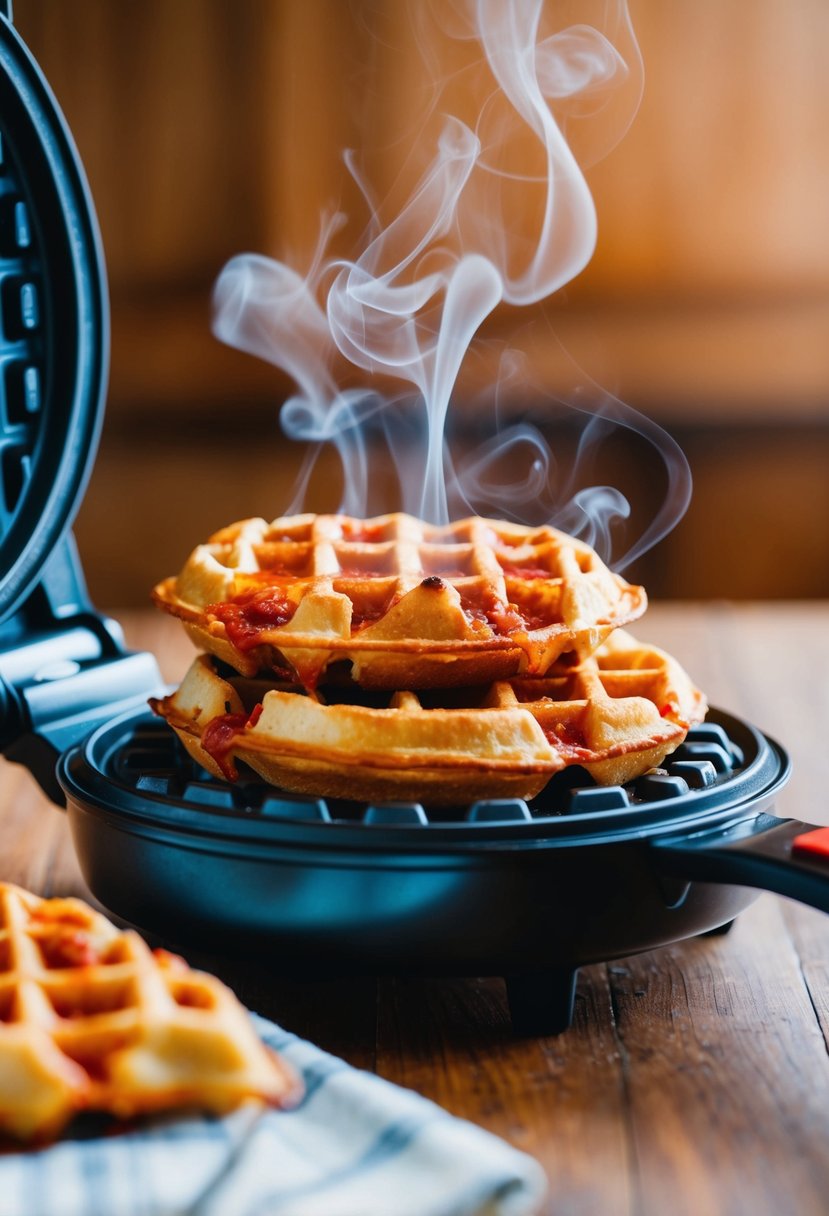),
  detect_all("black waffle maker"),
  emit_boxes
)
[3,5,829,1037]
